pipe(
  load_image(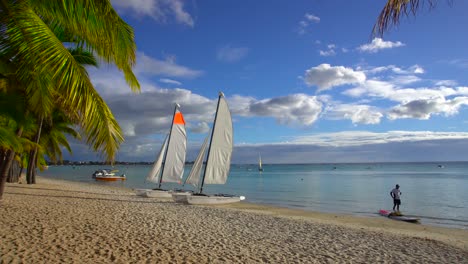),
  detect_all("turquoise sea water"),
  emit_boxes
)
[39,162,468,229]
